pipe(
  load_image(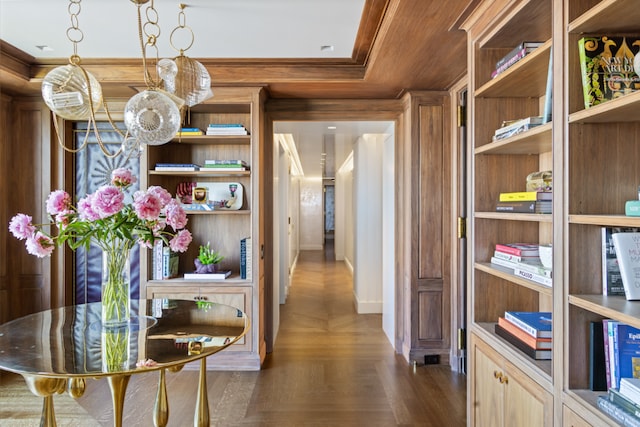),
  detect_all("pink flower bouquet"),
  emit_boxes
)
[8,168,192,257]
